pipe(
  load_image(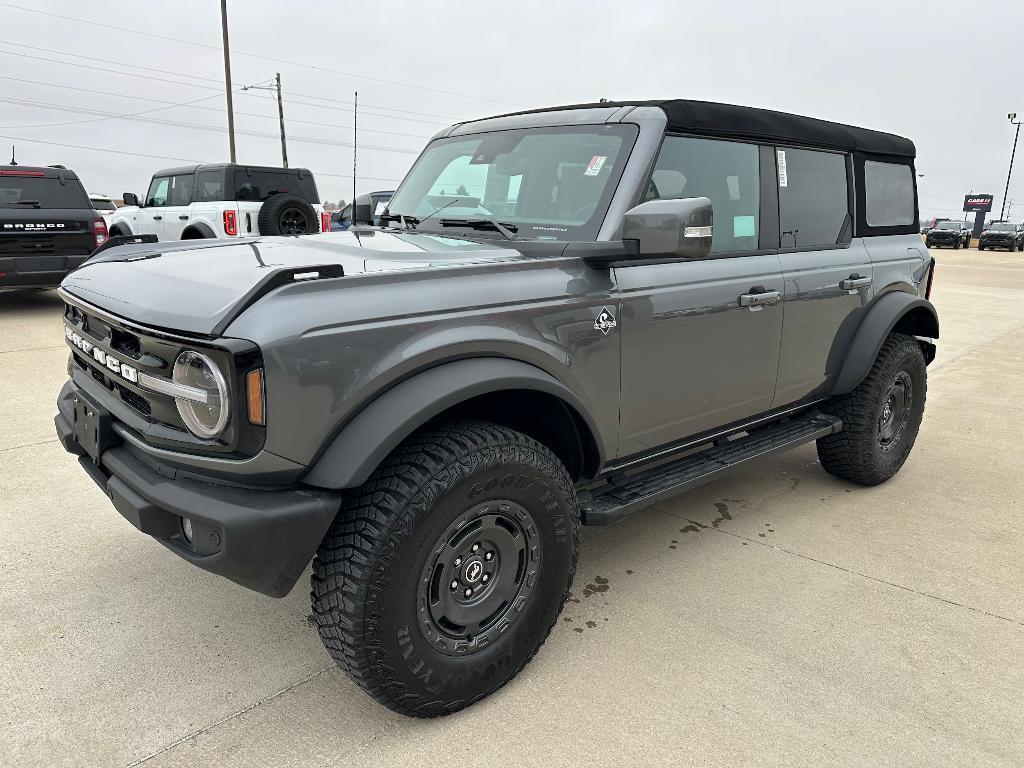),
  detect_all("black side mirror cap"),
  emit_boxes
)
[122,192,139,207]
[622,197,714,260]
